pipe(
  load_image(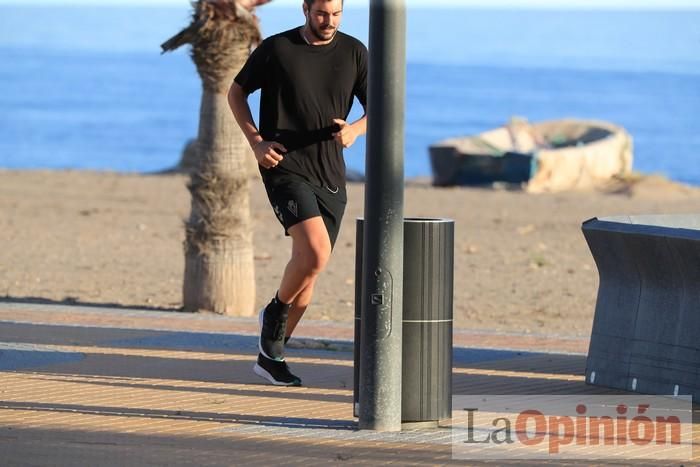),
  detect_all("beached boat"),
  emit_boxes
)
[429,118,633,192]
